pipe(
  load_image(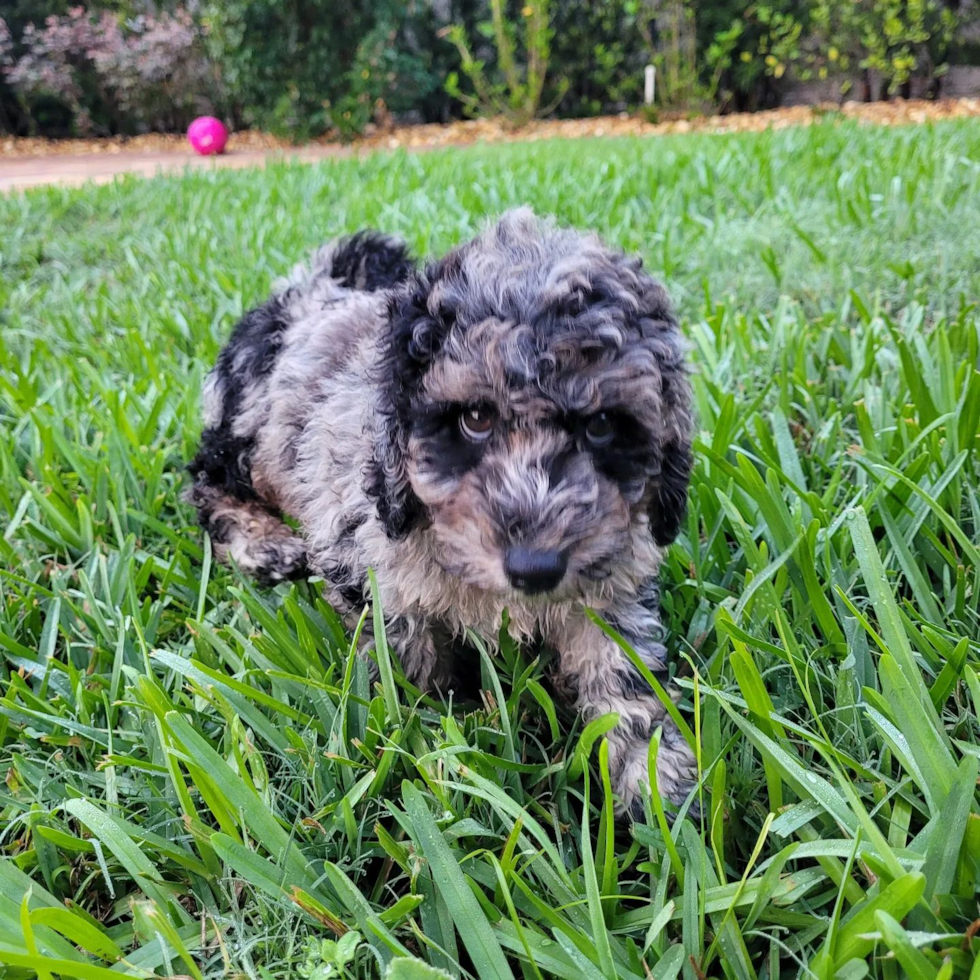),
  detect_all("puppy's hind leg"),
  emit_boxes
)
[186,480,308,586]
[187,381,306,585]
[186,284,311,586]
